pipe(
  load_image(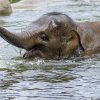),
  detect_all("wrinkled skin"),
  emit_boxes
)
[0,12,100,59]
[77,22,100,56]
